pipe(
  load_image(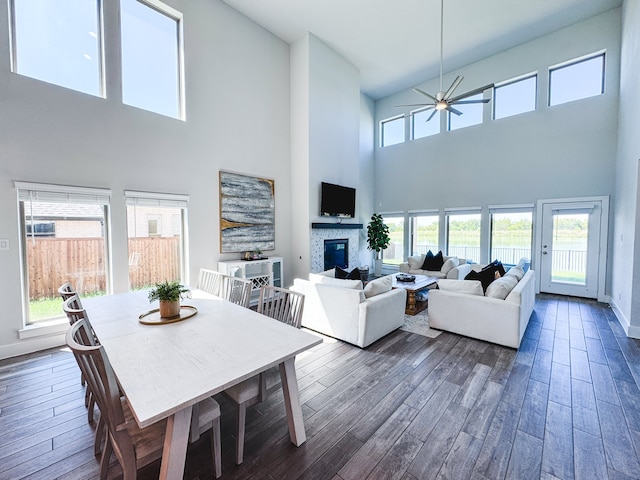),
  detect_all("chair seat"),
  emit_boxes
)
[224,367,281,404]
[121,396,221,468]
